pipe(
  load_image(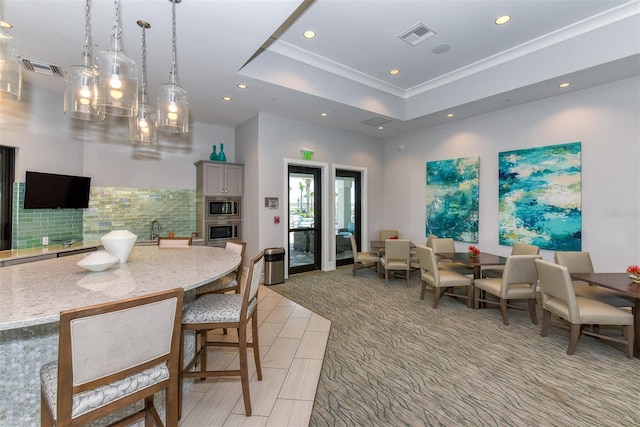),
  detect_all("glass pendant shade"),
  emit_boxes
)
[156,80,189,133]
[157,0,188,134]
[64,53,104,121]
[129,99,157,144]
[95,29,138,116]
[0,29,22,100]
[129,20,156,145]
